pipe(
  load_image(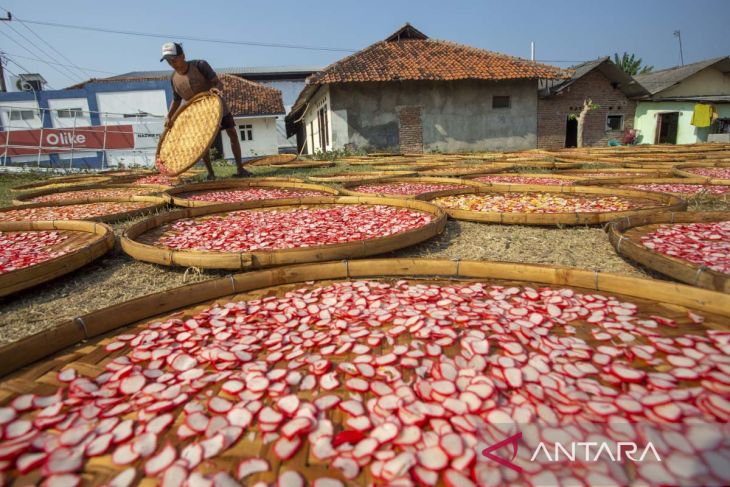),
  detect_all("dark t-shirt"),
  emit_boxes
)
[171,60,217,103]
